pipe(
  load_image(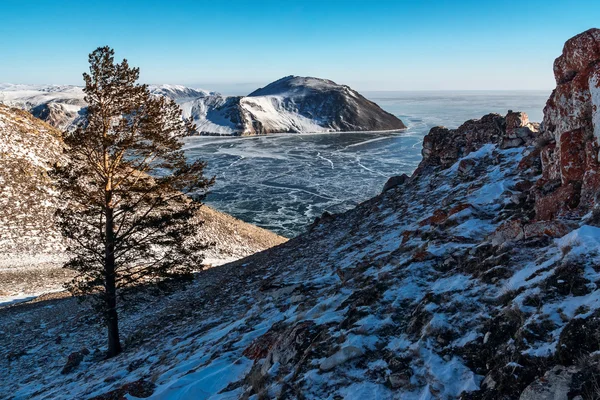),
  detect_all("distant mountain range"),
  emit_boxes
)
[0,76,406,135]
